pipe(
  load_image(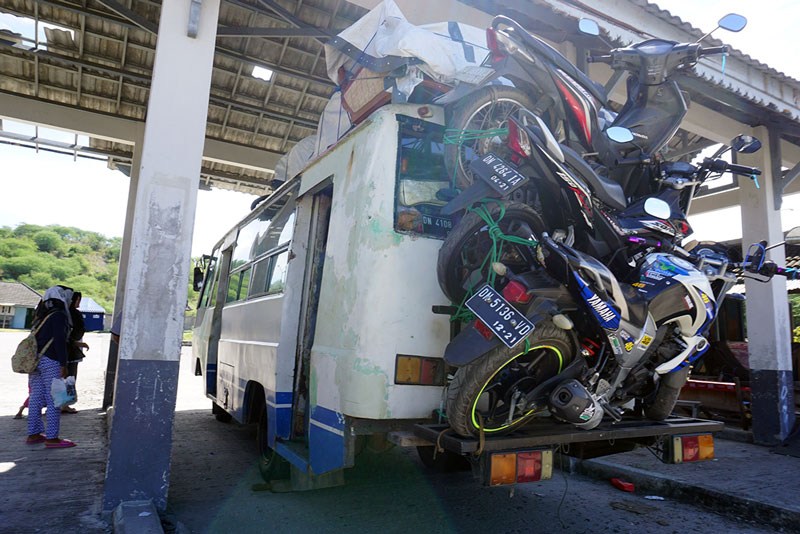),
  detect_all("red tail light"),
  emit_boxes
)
[502,280,531,304]
[665,434,714,463]
[682,435,700,462]
[507,119,531,158]
[516,452,543,483]
[474,318,493,340]
[486,28,505,63]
